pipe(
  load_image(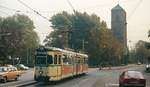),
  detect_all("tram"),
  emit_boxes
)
[34,46,88,81]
